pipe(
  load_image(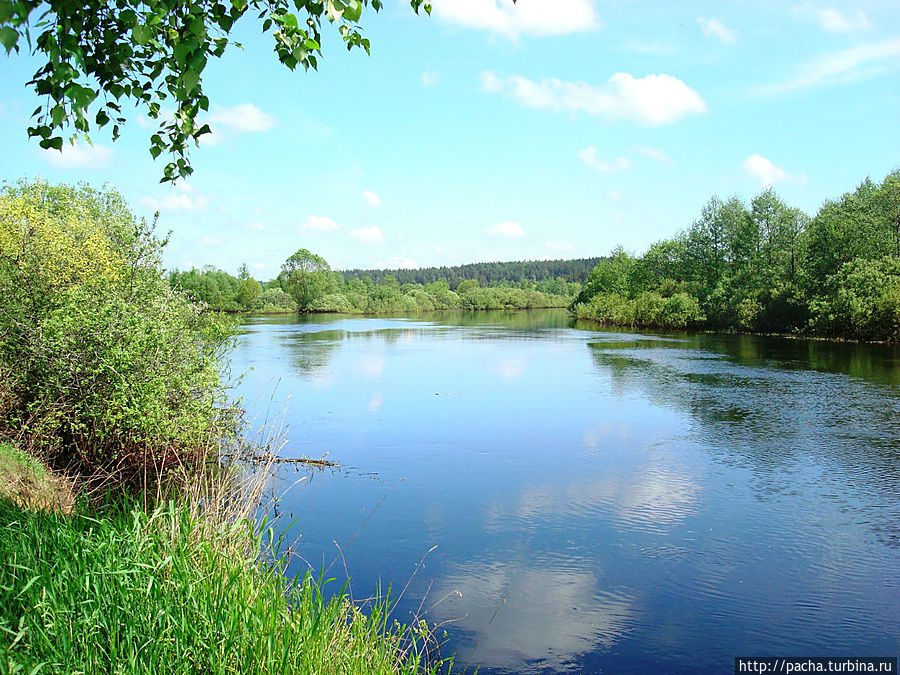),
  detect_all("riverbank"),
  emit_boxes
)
[0,442,446,674]
[572,312,900,344]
